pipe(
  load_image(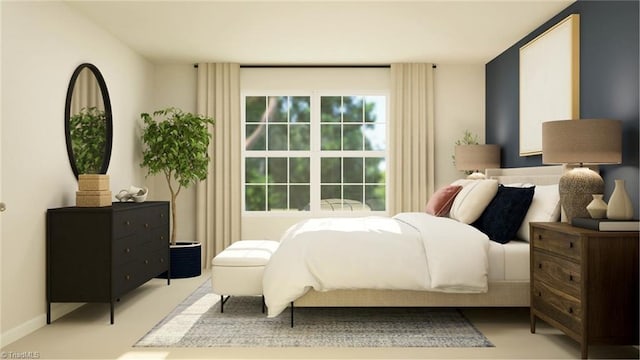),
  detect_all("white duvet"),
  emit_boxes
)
[262,212,490,317]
